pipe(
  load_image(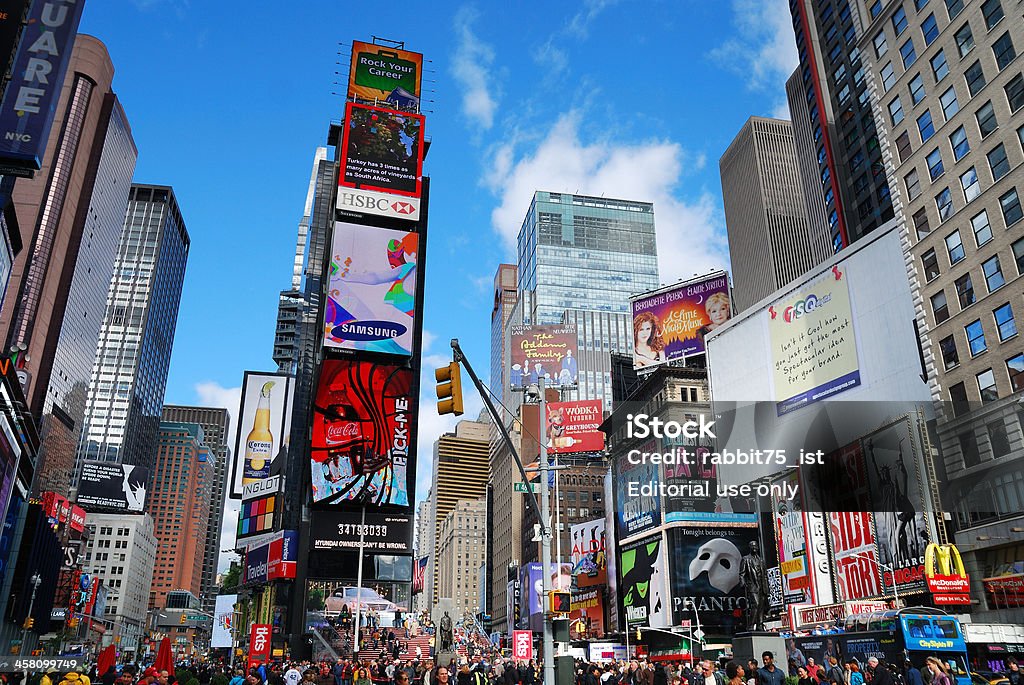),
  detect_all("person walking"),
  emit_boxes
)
[756,654,785,685]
